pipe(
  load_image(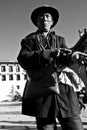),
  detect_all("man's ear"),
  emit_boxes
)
[51,20,53,27]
